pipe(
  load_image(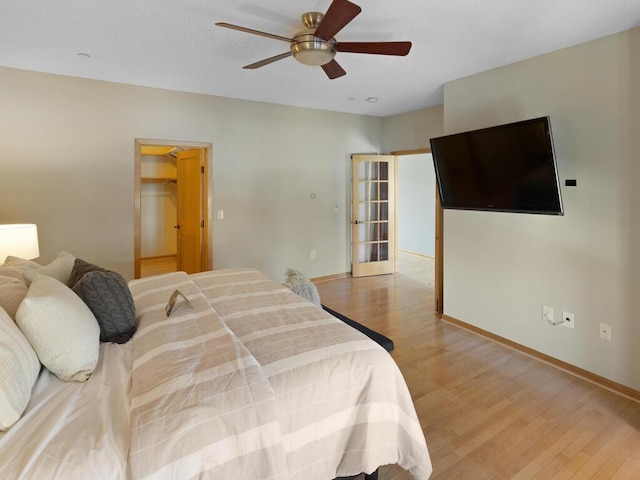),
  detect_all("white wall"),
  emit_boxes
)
[397,154,435,257]
[442,28,640,390]
[0,67,383,281]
